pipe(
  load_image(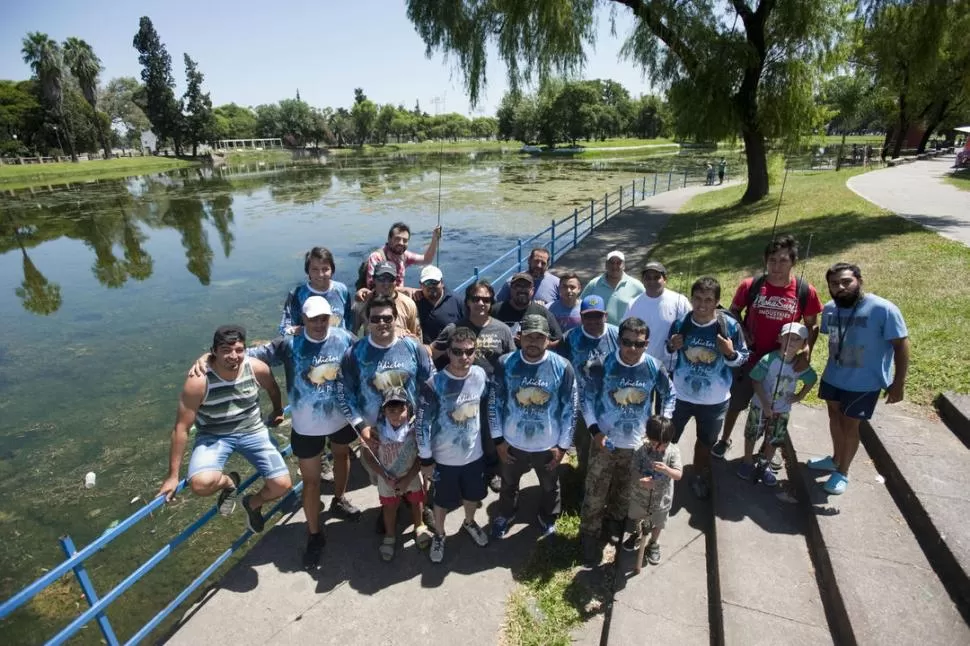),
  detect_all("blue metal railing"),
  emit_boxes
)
[0,166,716,645]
